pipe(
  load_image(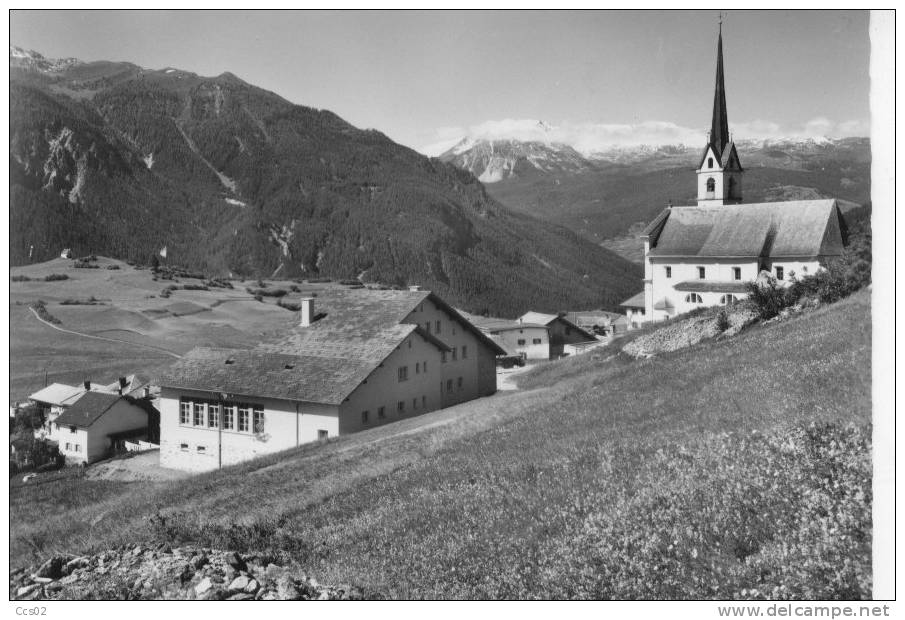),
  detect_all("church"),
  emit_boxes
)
[620,26,848,327]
